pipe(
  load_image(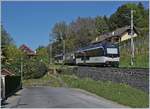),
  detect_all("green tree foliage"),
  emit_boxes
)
[69,17,97,48]
[1,25,23,76]
[52,17,97,54]
[2,45,24,76]
[21,46,48,79]
[1,25,14,64]
[52,21,68,41]
[95,16,109,35]
[1,26,48,78]
[109,2,149,31]
[1,25,14,47]
[36,46,49,65]
[23,58,48,79]
[50,41,63,55]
